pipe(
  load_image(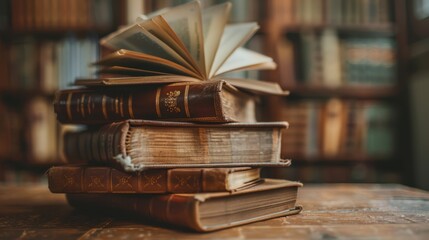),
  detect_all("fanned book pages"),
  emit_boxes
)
[54,80,257,124]
[66,179,303,232]
[75,0,287,96]
[63,120,290,172]
[48,166,262,193]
